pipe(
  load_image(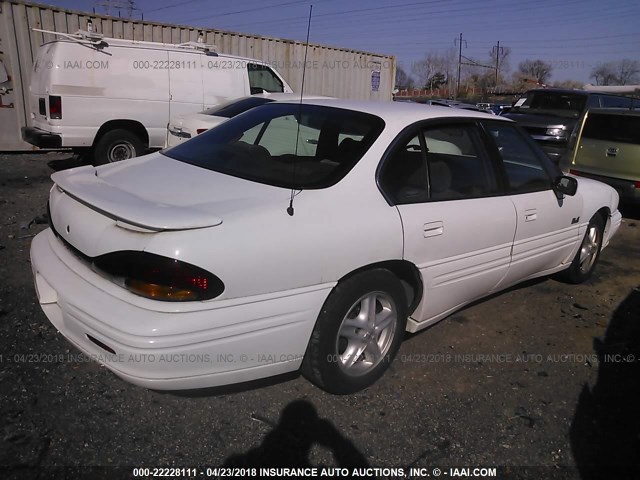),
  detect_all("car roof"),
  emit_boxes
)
[285,99,513,124]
